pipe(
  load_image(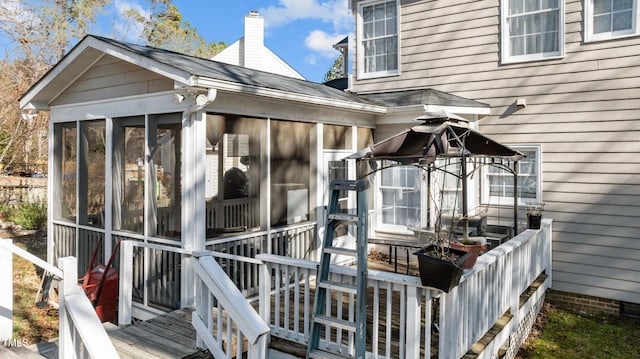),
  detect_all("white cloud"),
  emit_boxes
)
[259,0,352,32]
[258,1,353,59]
[111,0,149,42]
[304,30,344,58]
